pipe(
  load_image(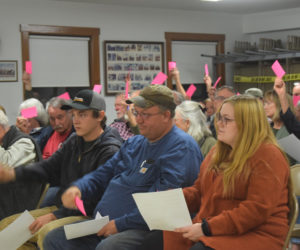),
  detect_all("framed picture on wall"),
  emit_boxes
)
[104,41,164,95]
[0,60,18,82]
